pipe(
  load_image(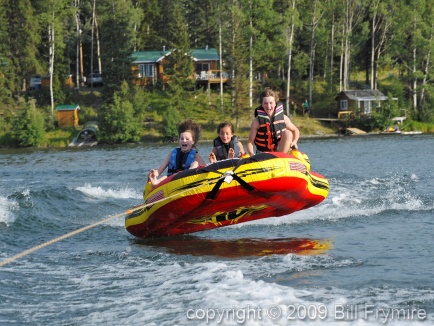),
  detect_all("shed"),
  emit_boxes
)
[336,90,388,115]
[56,104,80,127]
